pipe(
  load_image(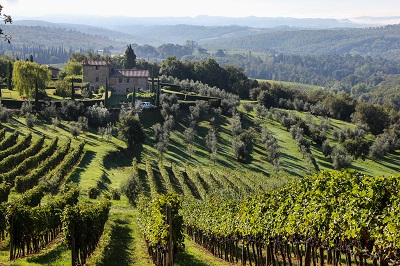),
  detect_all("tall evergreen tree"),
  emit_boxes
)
[124,44,137,69]
[6,61,12,90]
[105,77,109,108]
